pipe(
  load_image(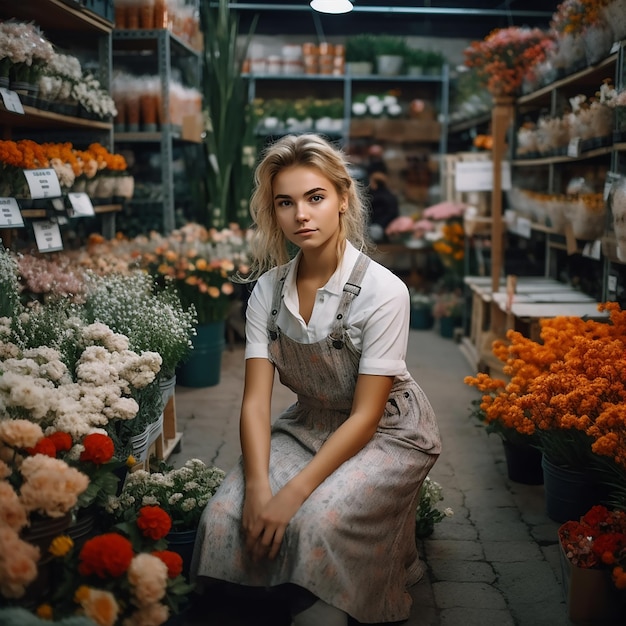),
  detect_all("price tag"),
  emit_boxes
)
[32,220,63,252]
[582,240,602,260]
[67,192,95,217]
[608,274,618,295]
[0,197,24,228]
[23,169,62,199]
[567,137,581,158]
[0,88,24,114]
